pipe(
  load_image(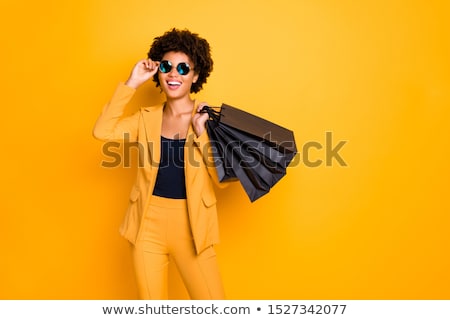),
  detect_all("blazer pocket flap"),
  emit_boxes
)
[129,186,140,202]
[202,189,217,208]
